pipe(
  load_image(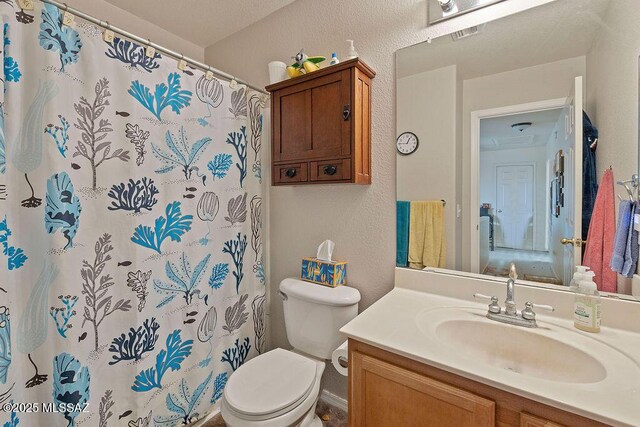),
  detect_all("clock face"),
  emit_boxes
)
[397,132,419,155]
